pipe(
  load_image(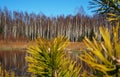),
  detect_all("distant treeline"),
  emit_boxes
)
[0,7,112,41]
